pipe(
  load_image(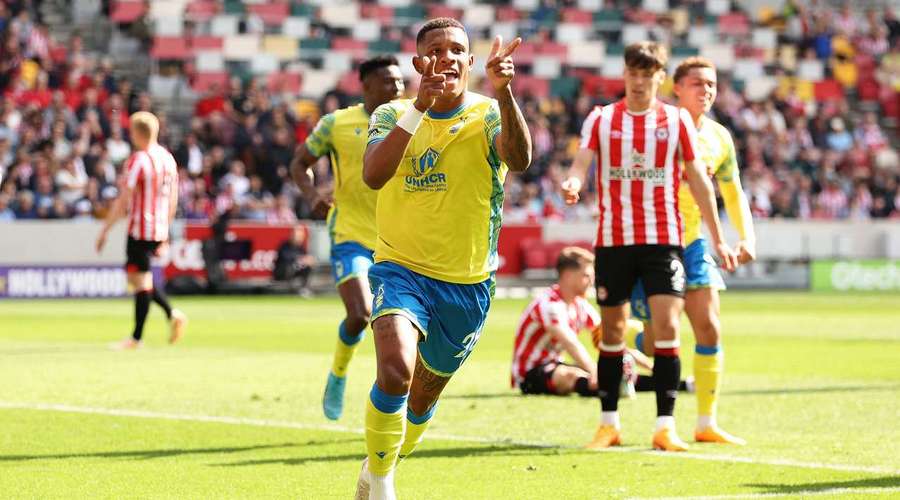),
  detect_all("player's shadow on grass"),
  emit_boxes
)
[725,384,900,396]
[215,443,585,467]
[746,475,900,495]
[0,439,361,462]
